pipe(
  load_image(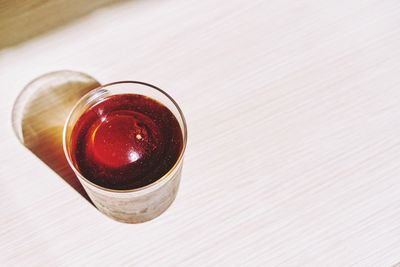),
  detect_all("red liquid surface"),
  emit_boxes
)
[70,94,183,190]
